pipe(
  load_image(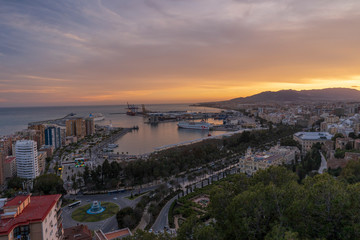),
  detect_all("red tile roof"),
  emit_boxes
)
[95,228,132,240]
[0,194,61,236]
[4,195,29,207]
[104,228,132,239]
